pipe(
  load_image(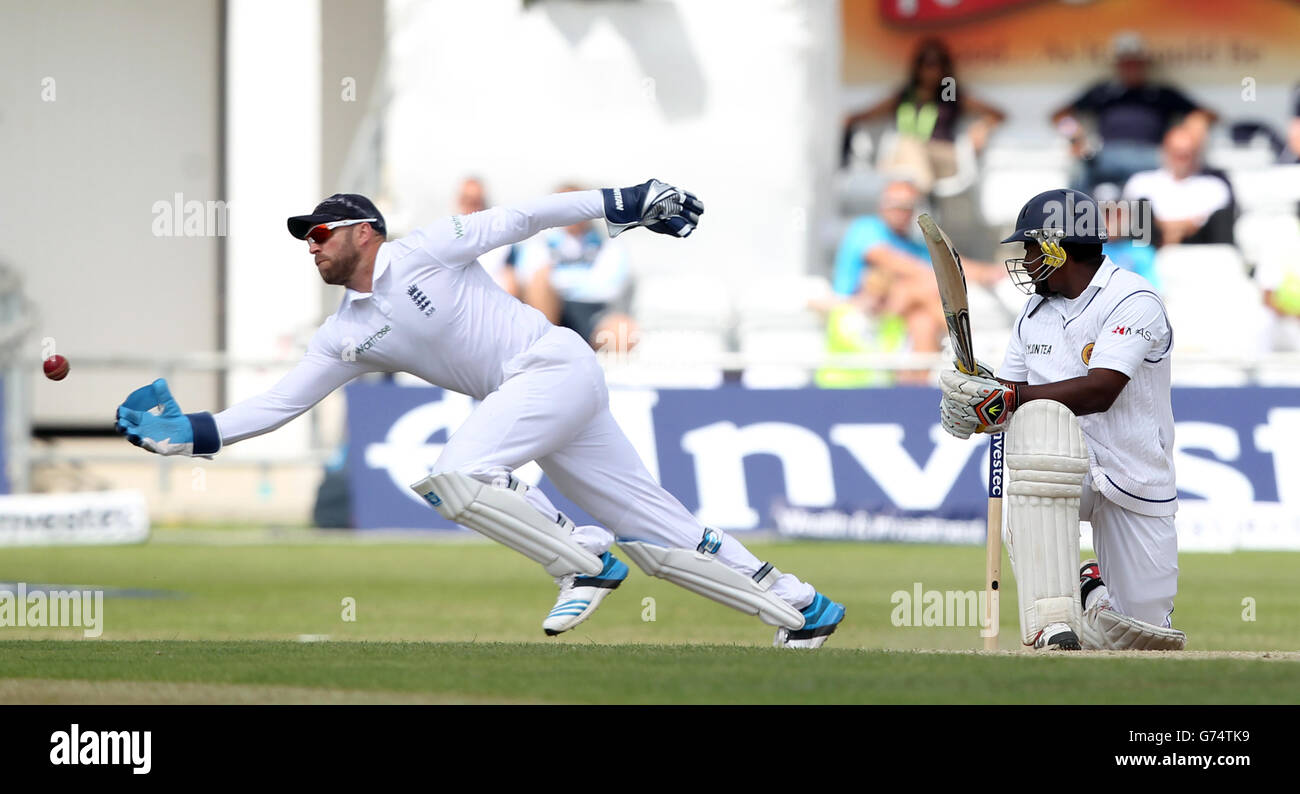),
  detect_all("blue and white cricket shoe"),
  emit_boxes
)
[543,551,629,636]
[774,592,846,649]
